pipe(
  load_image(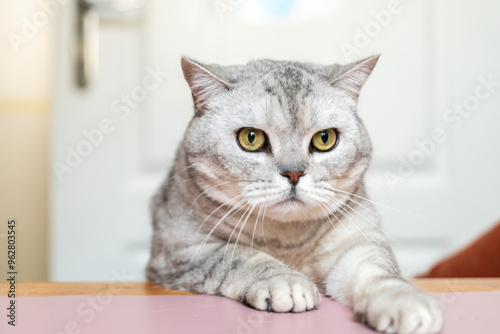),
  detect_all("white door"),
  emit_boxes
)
[51,0,500,280]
